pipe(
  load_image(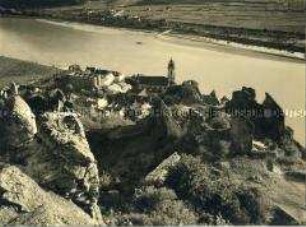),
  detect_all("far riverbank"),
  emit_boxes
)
[38,18,305,62]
